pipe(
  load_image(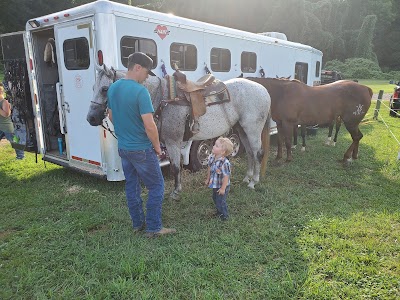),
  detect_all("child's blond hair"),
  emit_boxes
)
[217,137,234,156]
